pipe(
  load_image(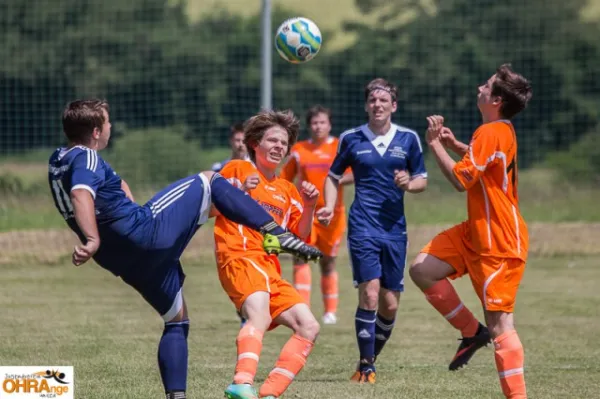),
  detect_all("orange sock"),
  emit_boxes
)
[321,271,338,314]
[233,322,264,385]
[259,334,314,397]
[494,329,527,398]
[423,279,479,337]
[293,264,311,305]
